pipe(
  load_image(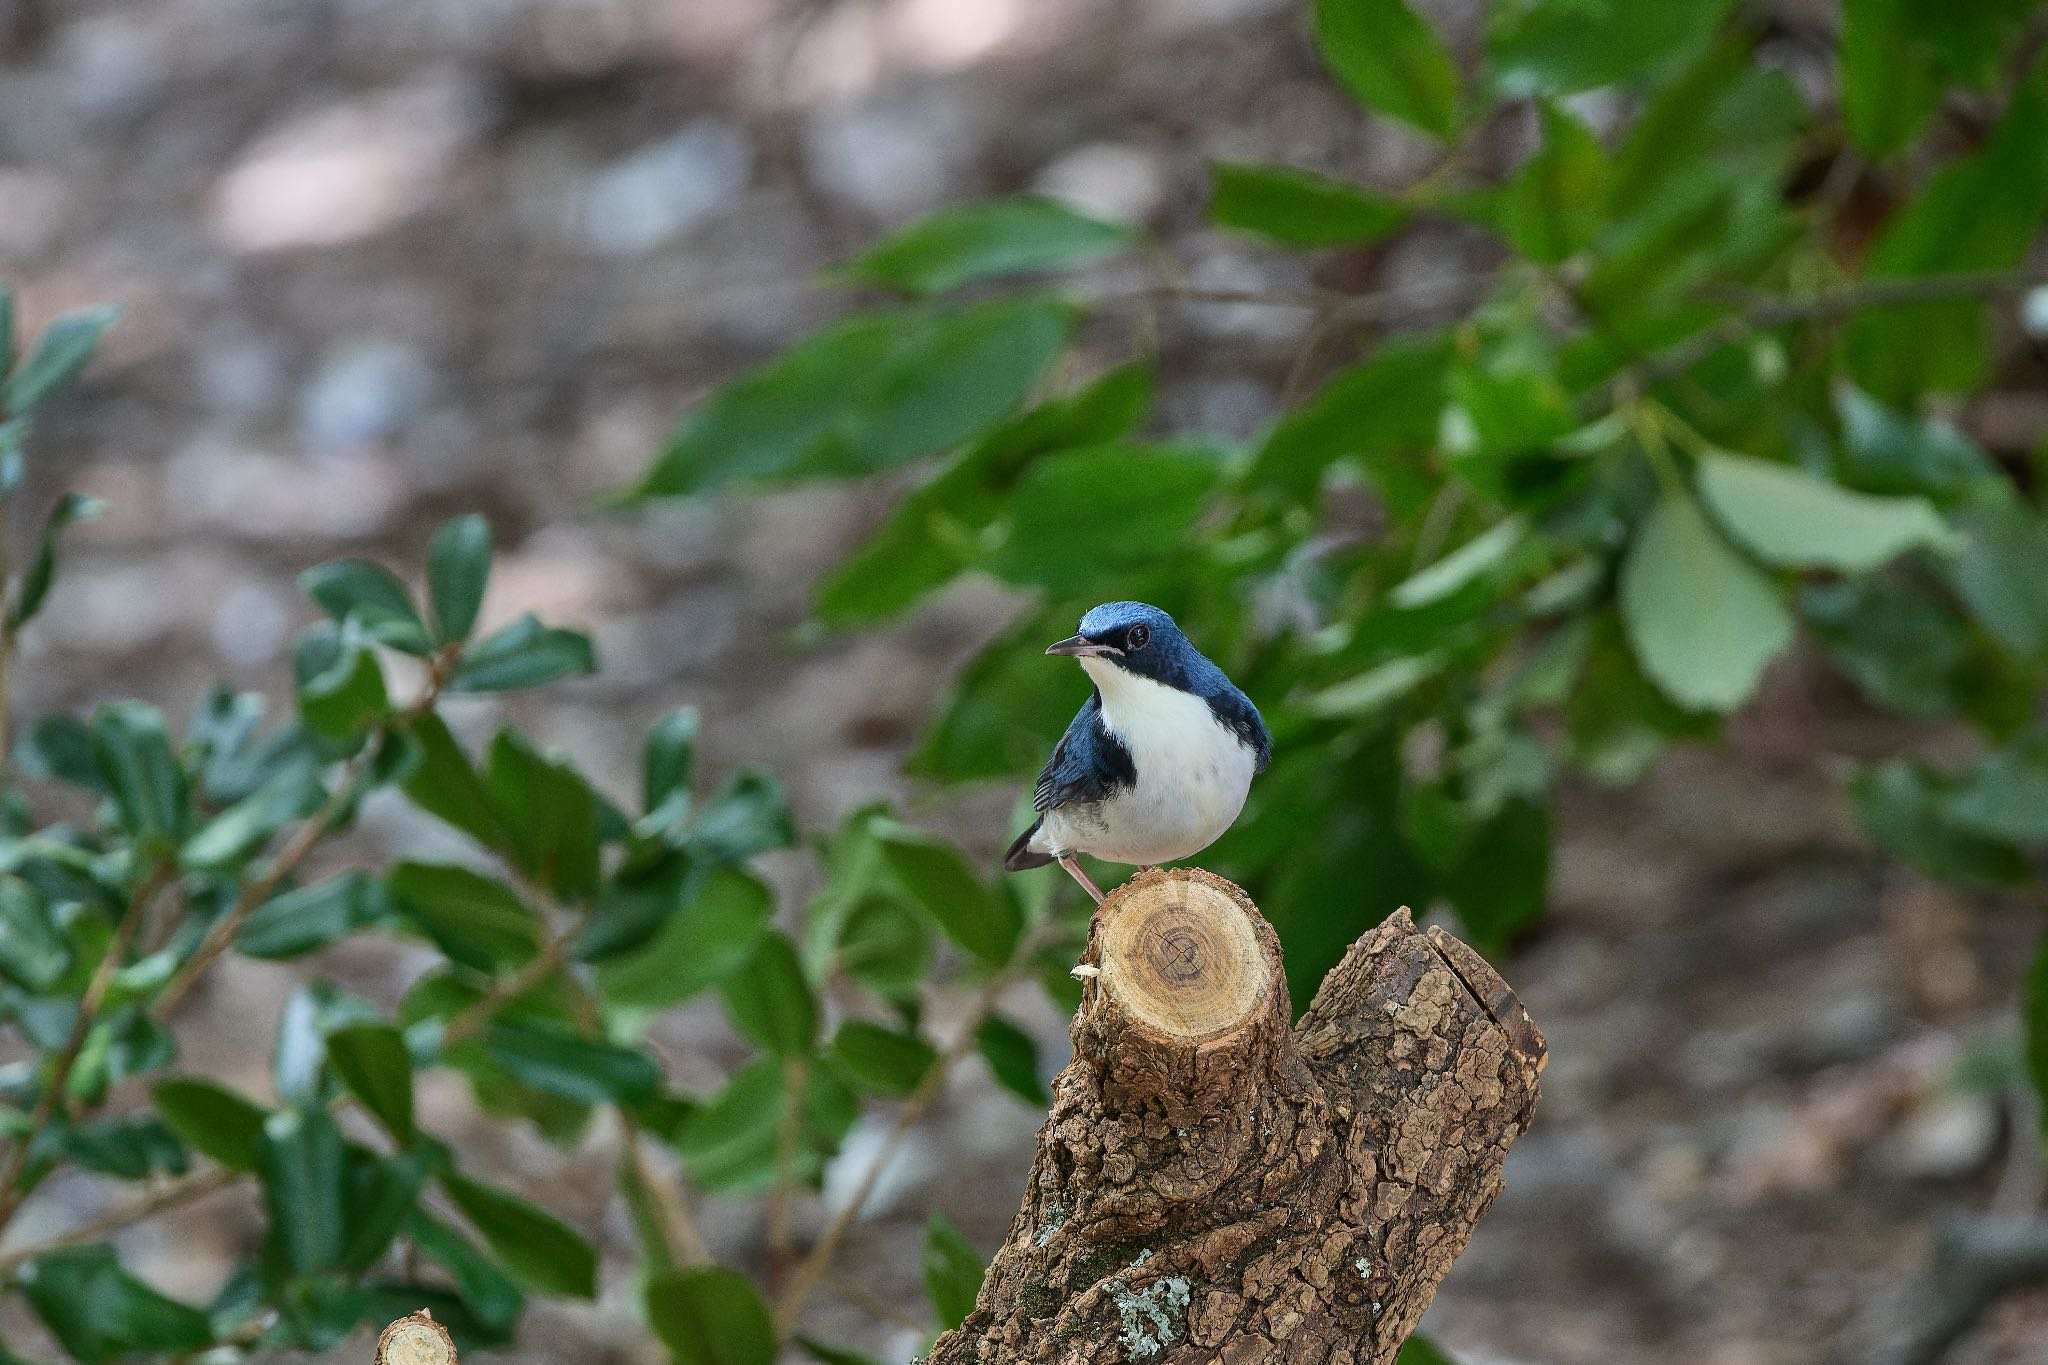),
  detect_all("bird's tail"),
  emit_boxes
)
[1003,818,1054,871]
